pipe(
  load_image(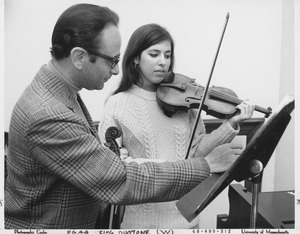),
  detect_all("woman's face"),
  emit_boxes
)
[135,40,171,91]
